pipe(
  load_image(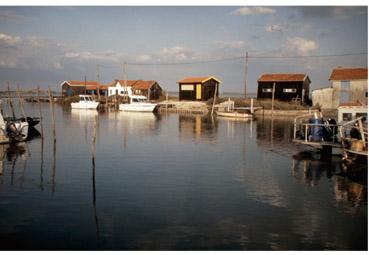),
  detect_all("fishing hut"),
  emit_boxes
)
[178,76,220,101]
